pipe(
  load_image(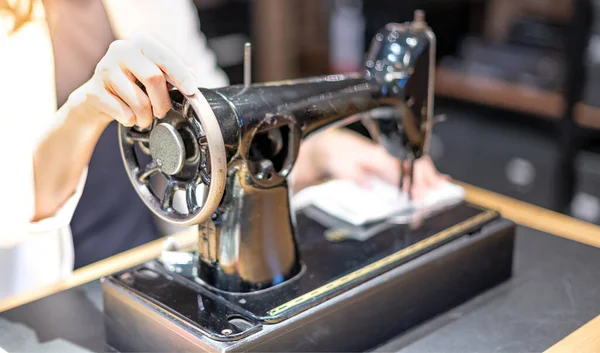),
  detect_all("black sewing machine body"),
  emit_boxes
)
[102,13,516,352]
[103,203,514,352]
